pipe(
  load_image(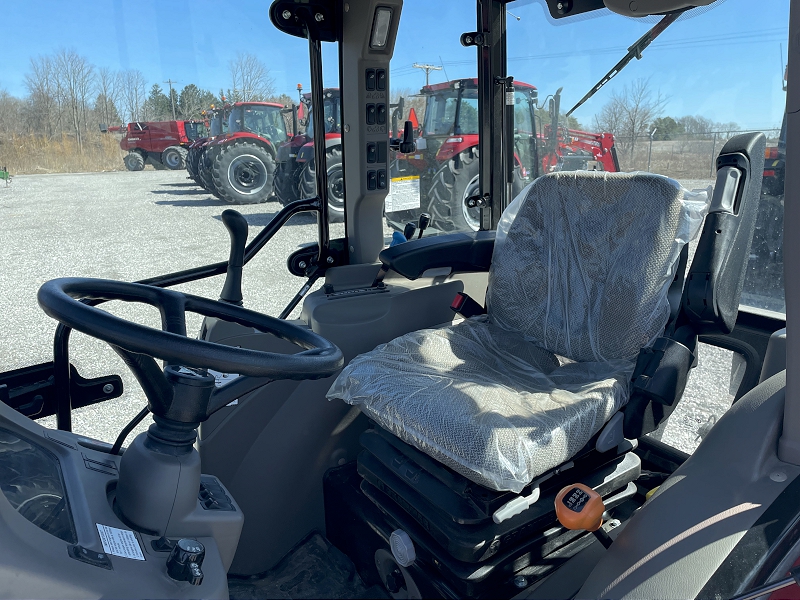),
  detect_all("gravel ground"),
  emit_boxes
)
[0,171,771,455]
